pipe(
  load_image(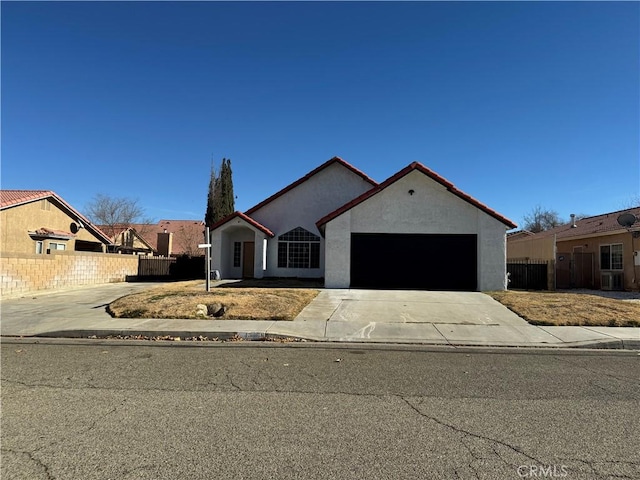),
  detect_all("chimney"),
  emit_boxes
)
[570,214,577,228]
[157,232,173,256]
